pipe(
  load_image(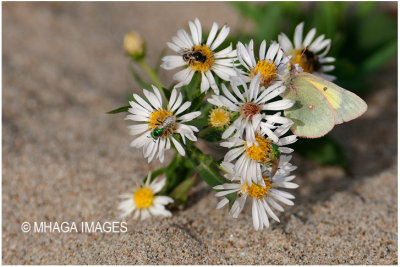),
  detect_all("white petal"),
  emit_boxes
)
[167,42,181,53]
[171,137,185,156]
[133,94,153,112]
[206,22,219,47]
[200,72,210,93]
[143,89,161,109]
[130,133,149,148]
[128,124,149,136]
[175,101,191,115]
[154,196,174,205]
[210,25,230,51]
[263,99,295,110]
[189,21,199,45]
[252,198,261,230]
[303,28,316,47]
[216,198,229,209]
[214,44,235,58]
[173,68,191,83]
[170,91,183,112]
[168,88,178,109]
[175,70,195,88]
[262,198,280,222]
[150,177,166,193]
[161,55,186,70]
[205,71,219,94]
[259,40,266,60]
[278,33,293,53]
[179,111,201,122]
[194,18,202,44]
[177,29,193,48]
[265,42,279,62]
[293,22,304,49]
